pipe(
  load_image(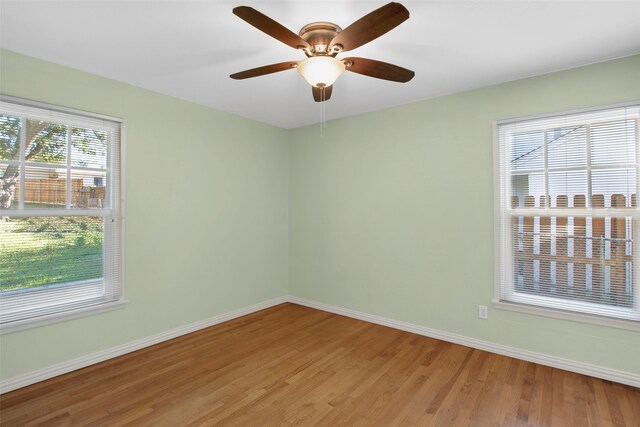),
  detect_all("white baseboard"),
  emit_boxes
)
[288,296,640,388]
[0,296,288,394]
